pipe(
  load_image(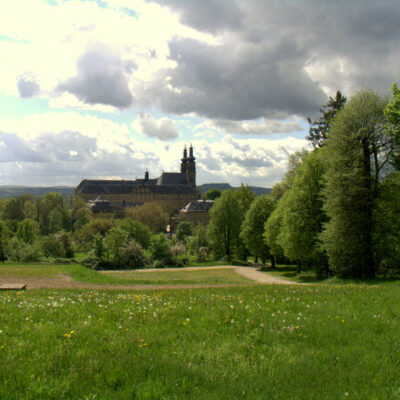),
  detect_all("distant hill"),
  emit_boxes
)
[0,186,75,199]
[197,183,271,196]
